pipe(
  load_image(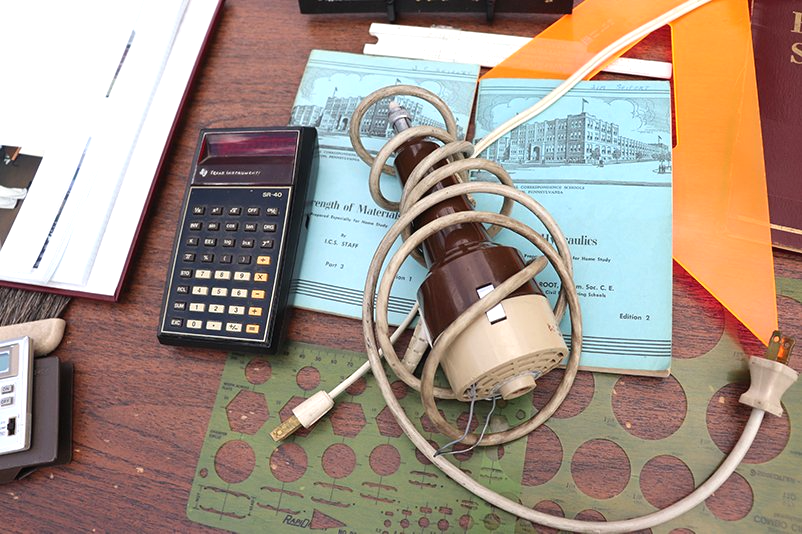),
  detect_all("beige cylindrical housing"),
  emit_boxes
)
[439,294,568,401]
